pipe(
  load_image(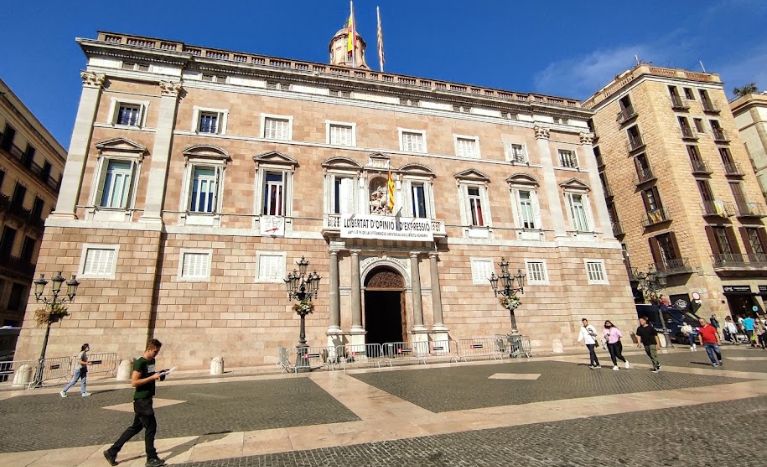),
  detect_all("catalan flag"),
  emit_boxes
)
[387,170,395,211]
[347,1,356,55]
